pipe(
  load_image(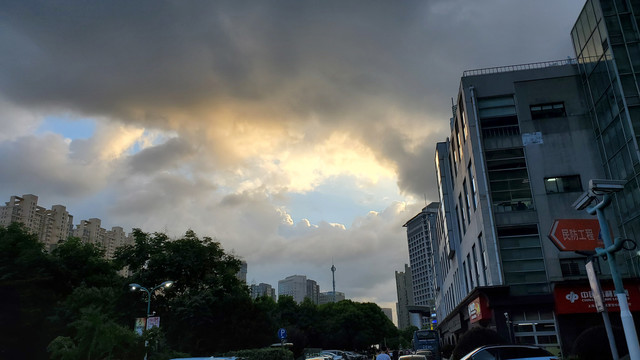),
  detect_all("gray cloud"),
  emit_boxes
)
[0,0,586,312]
